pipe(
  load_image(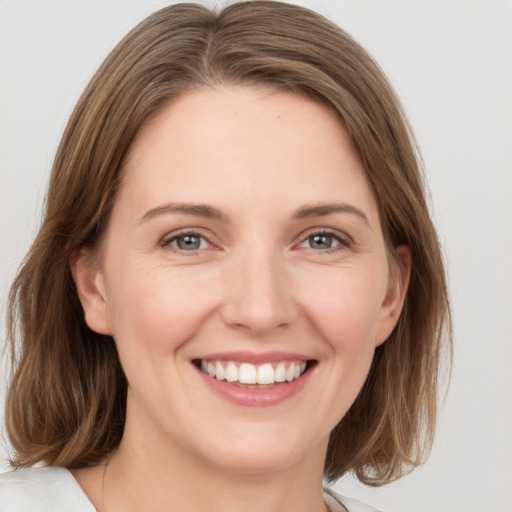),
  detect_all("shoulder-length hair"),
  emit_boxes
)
[6,0,451,485]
